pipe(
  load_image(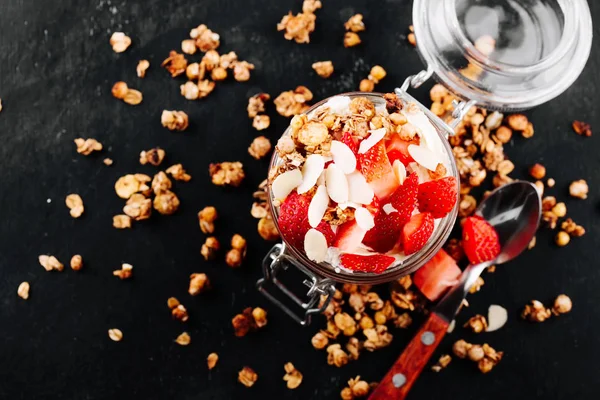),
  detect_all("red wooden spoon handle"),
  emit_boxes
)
[369,312,449,400]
